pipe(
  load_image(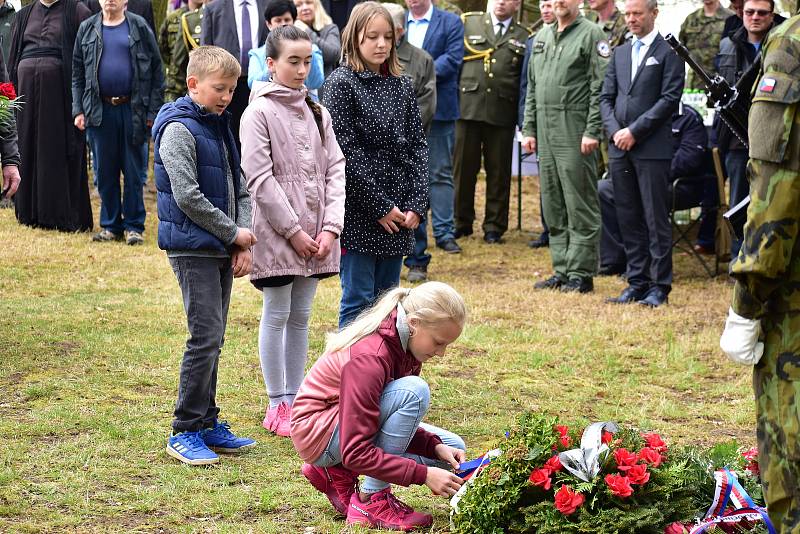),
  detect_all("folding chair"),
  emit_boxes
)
[670,150,725,278]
